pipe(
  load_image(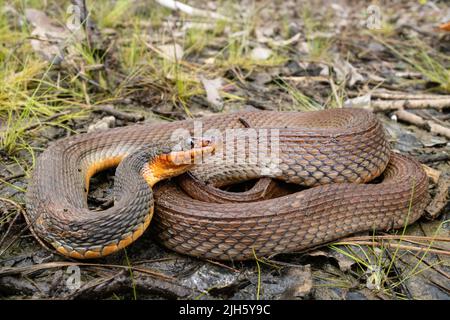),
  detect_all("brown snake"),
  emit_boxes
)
[25,109,430,260]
